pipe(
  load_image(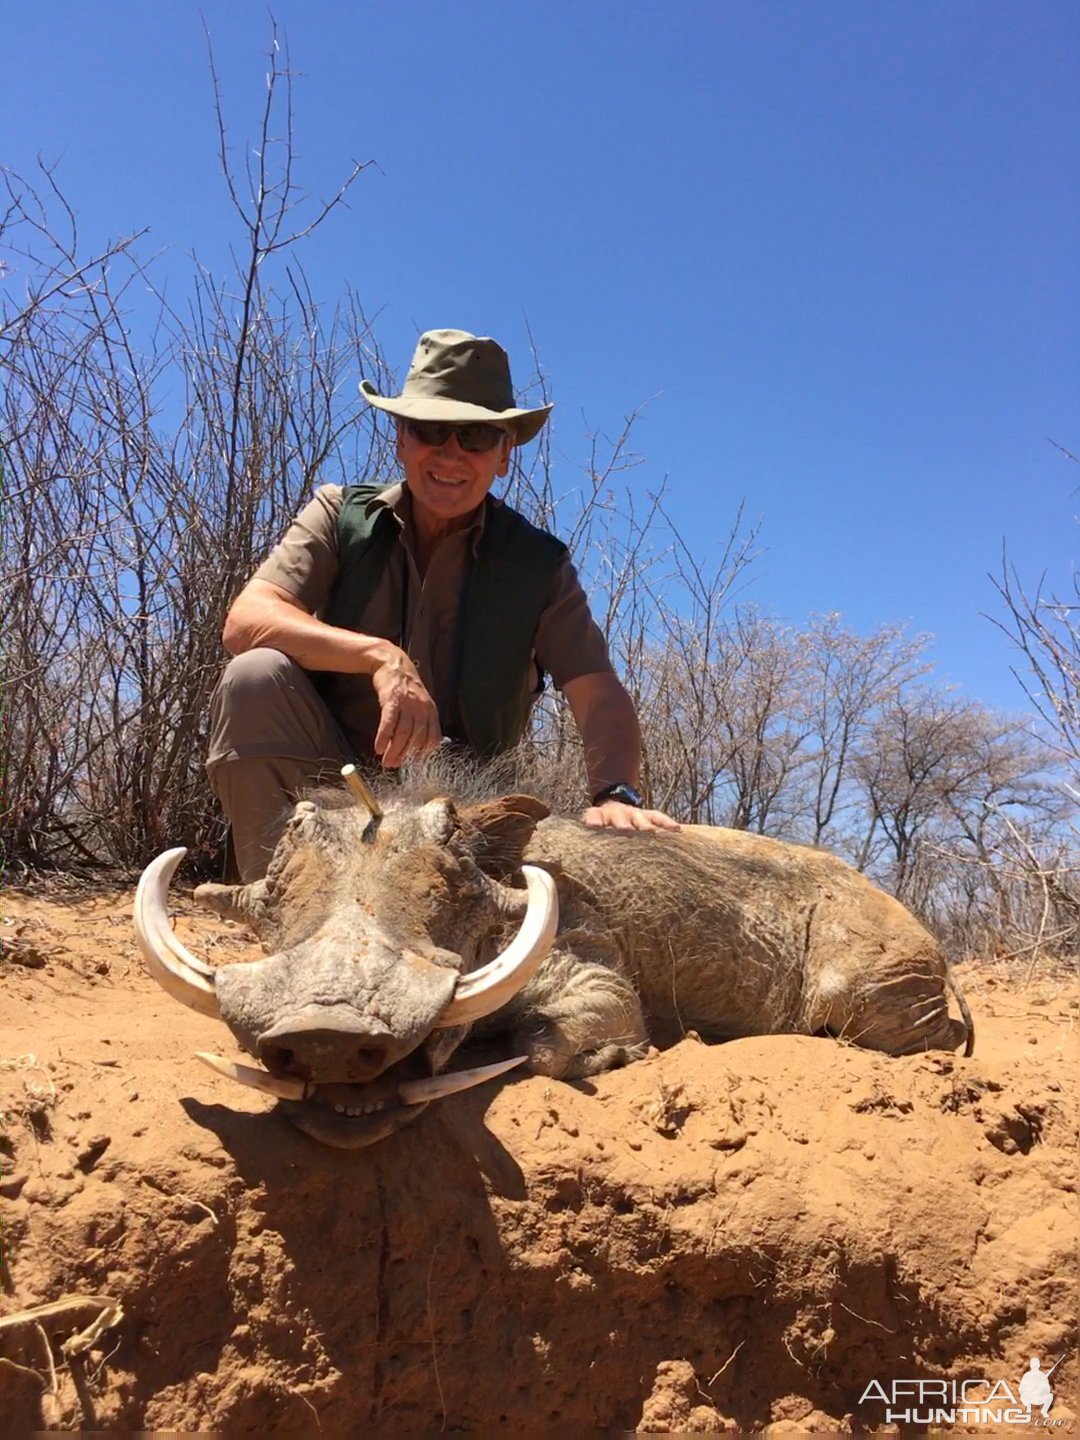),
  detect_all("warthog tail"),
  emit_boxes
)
[947,968,976,1057]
